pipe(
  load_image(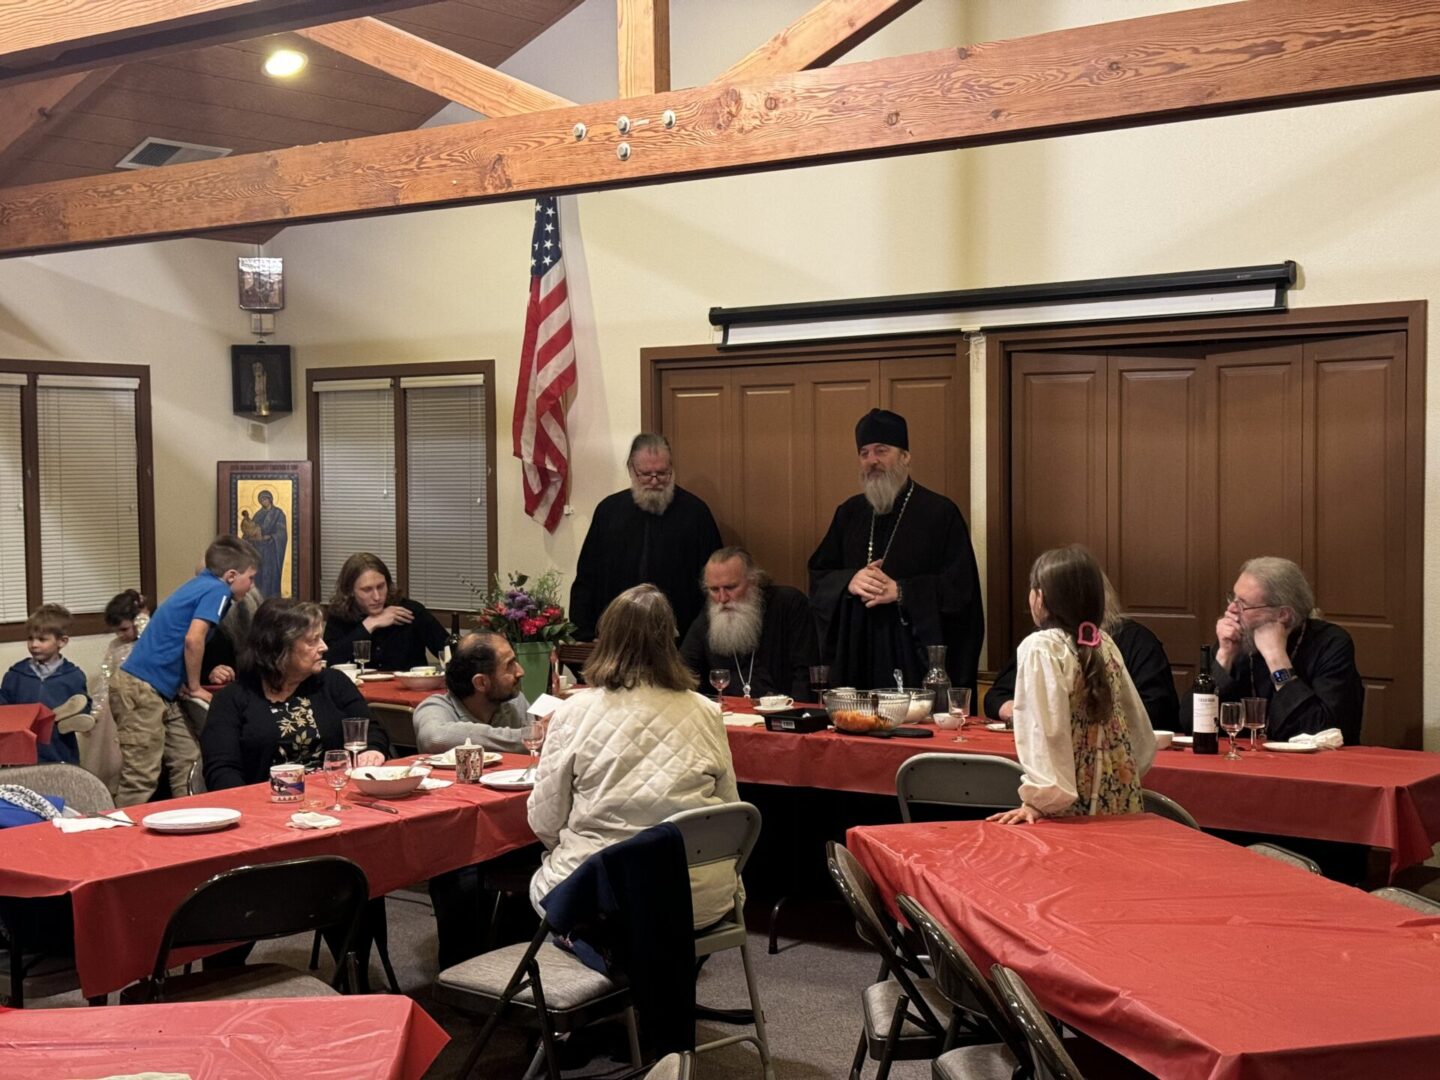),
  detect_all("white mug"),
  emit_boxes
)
[759,695,793,709]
